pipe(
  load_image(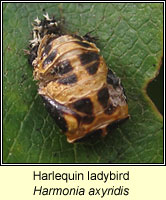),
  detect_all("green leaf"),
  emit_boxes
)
[3,3,163,163]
